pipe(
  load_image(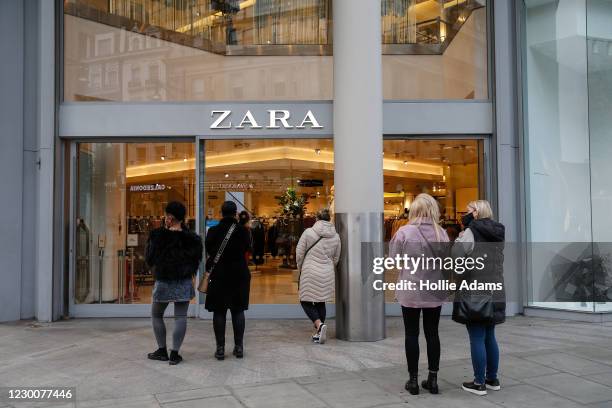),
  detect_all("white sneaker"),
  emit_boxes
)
[318,324,327,344]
